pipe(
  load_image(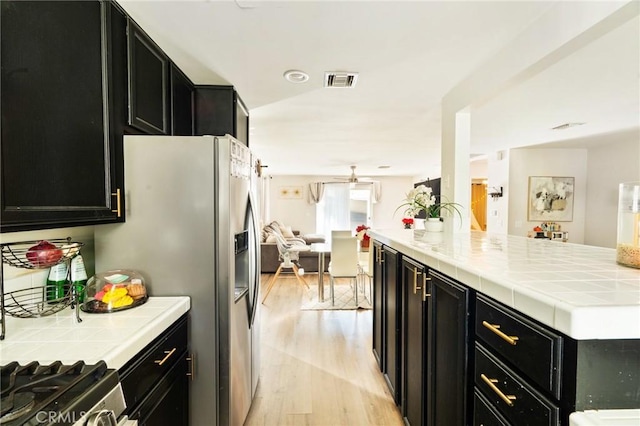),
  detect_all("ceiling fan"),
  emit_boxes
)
[333,165,375,184]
